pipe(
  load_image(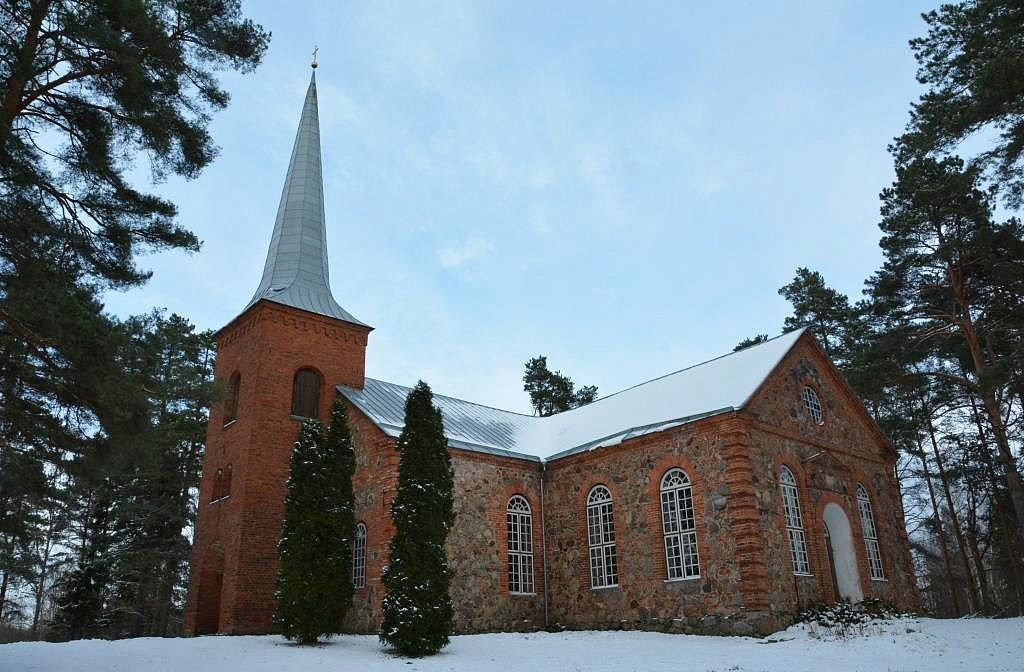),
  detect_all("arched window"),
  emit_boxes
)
[803,385,823,425]
[291,368,321,418]
[506,495,535,594]
[586,485,618,588]
[857,485,884,580]
[211,468,224,502]
[224,372,240,424]
[352,523,367,589]
[210,464,232,502]
[780,466,810,574]
[660,468,700,579]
